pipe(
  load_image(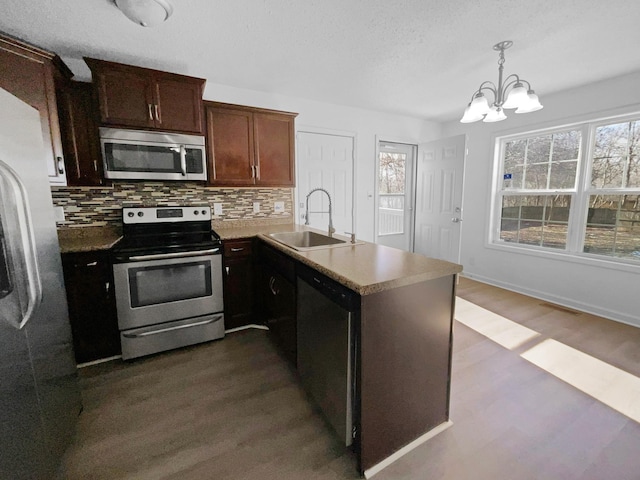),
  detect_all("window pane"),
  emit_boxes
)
[379,152,406,194]
[591,121,635,188]
[549,161,577,189]
[542,223,568,249]
[378,152,406,235]
[518,221,543,246]
[527,135,551,164]
[499,195,570,249]
[552,131,581,161]
[524,163,549,189]
[584,194,640,261]
[500,219,519,243]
